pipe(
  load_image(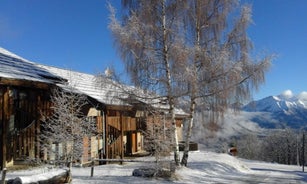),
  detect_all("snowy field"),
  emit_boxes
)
[5,151,307,183]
